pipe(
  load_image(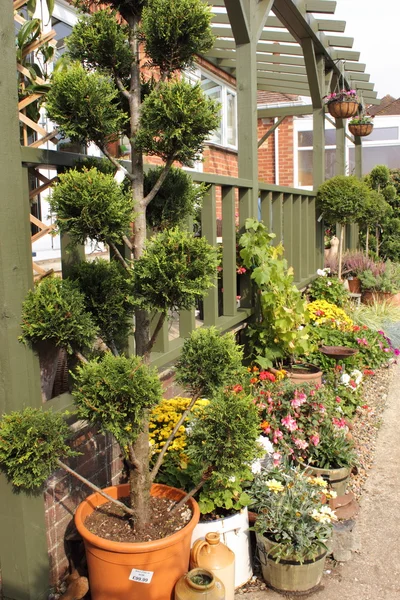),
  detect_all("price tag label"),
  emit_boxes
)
[129,568,154,584]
